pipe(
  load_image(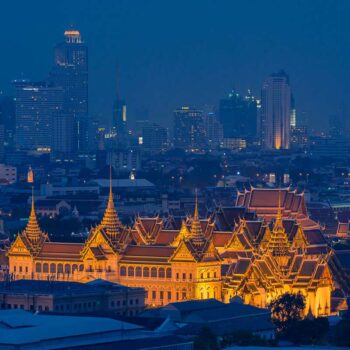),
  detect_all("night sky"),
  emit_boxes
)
[0,0,349,130]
